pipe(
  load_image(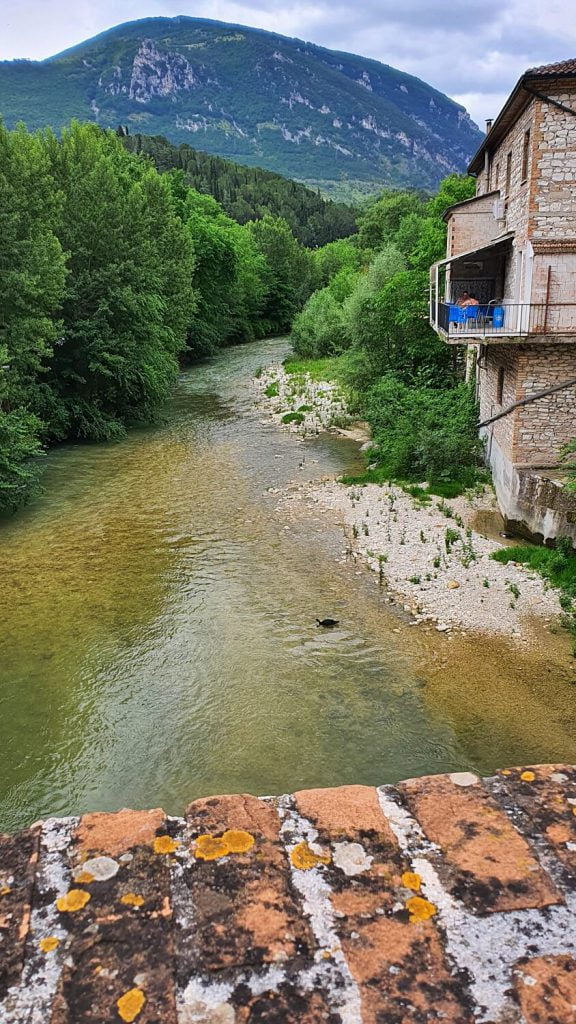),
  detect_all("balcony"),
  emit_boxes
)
[432,301,576,343]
